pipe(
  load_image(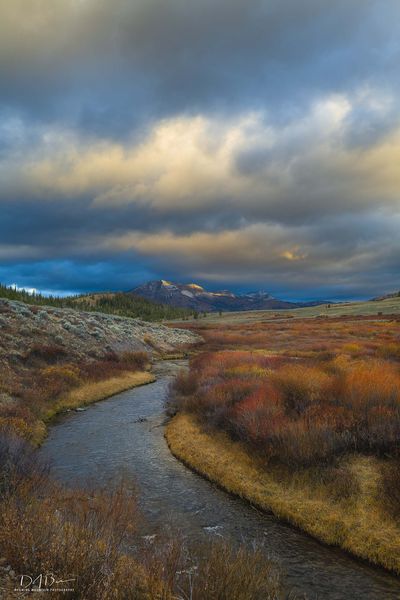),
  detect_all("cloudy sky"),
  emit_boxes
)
[1,0,399,299]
